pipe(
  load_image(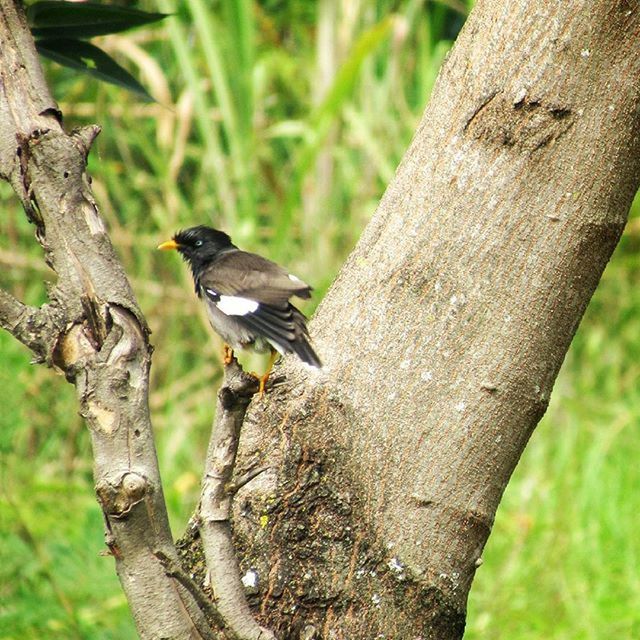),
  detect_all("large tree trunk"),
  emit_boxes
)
[226,2,640,638]
[3,0,640,638]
